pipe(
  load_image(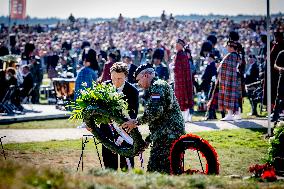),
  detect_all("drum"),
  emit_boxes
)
[52,78,75,100]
